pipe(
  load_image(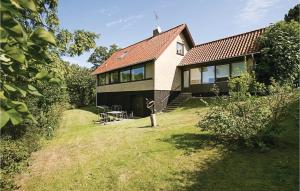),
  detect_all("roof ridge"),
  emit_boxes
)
[194,27,266,48]
[117,23,186,51]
